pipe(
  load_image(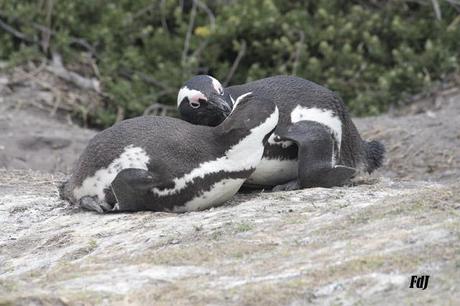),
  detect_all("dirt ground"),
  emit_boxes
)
[1,68,459,182]
[0,69,459,305]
